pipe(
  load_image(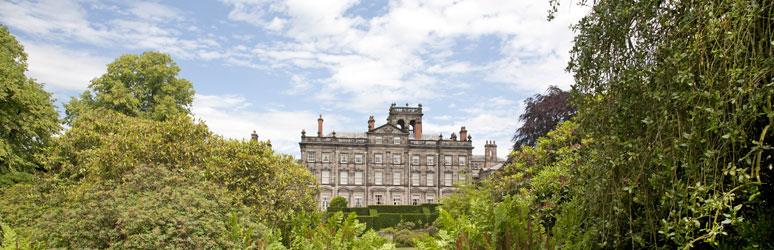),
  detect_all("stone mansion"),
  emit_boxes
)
[298,103,504,210]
